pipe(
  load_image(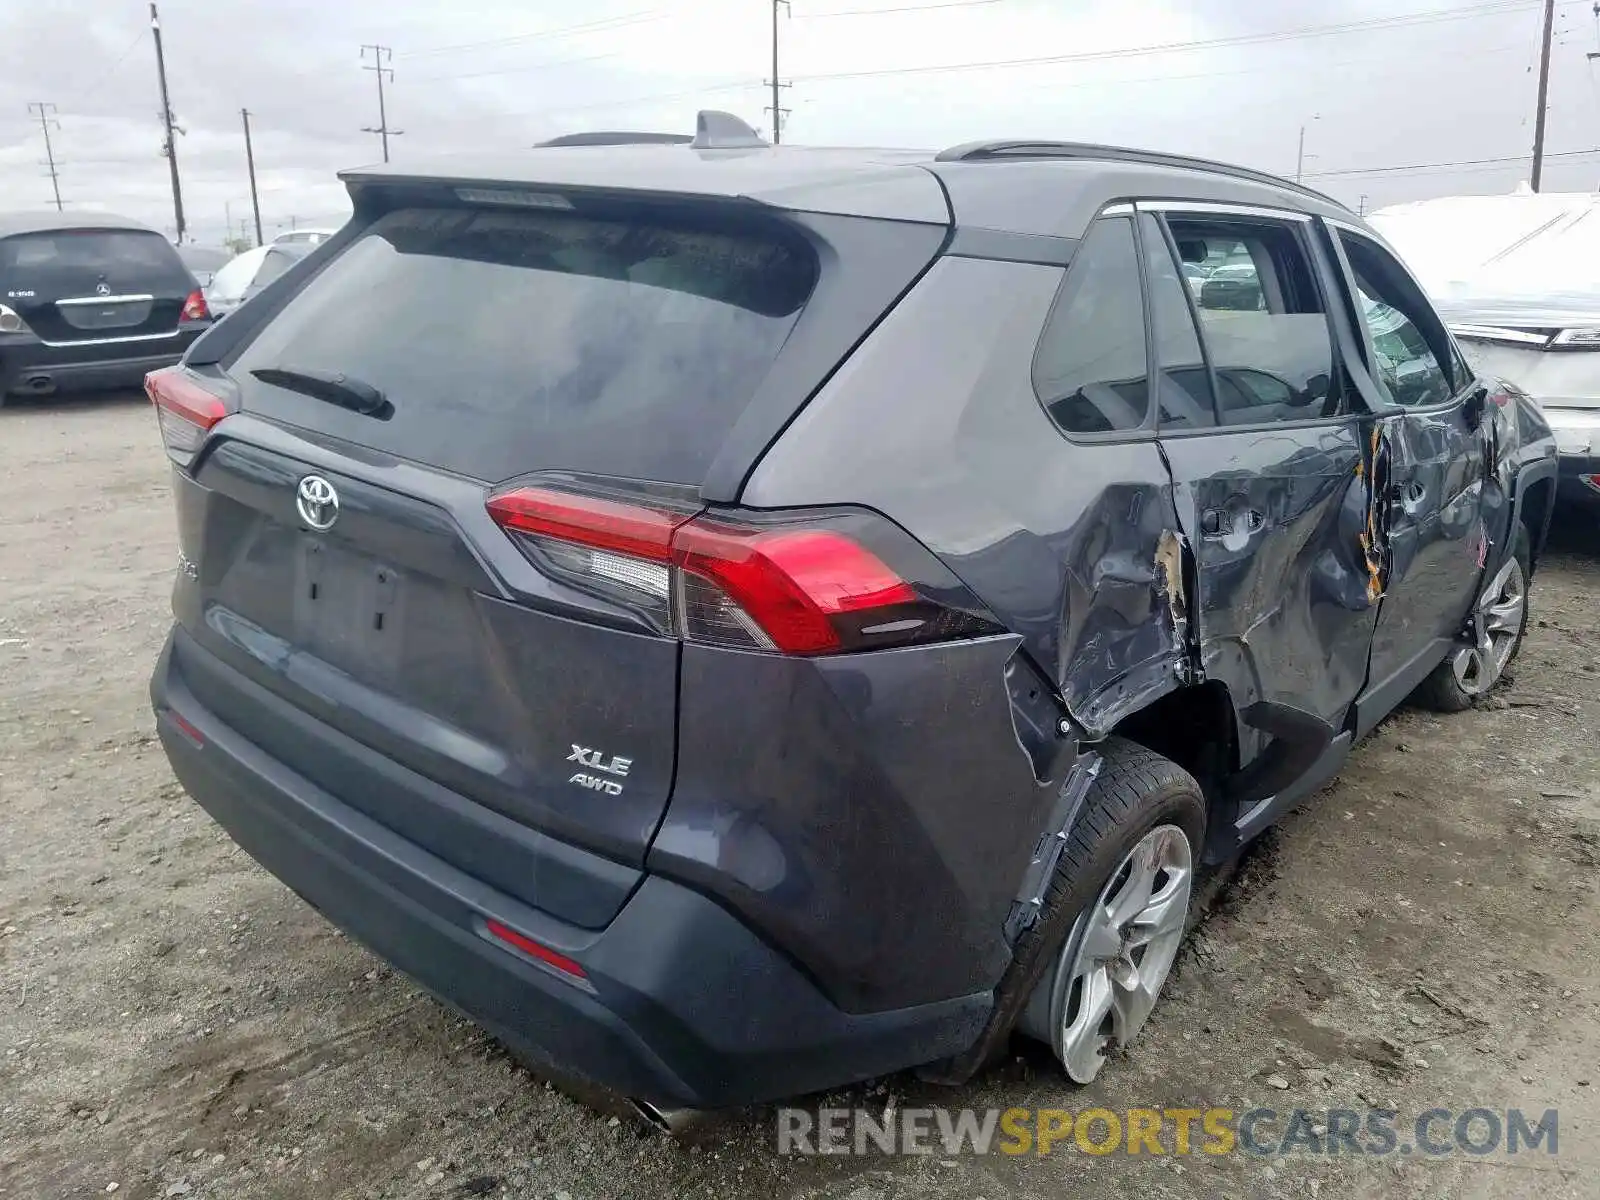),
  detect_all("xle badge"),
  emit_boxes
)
[567,745,632,796]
